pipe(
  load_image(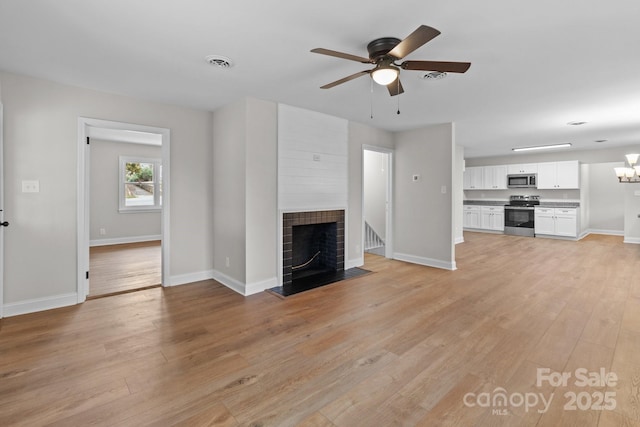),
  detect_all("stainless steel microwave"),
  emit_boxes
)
[507,174,537,188]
